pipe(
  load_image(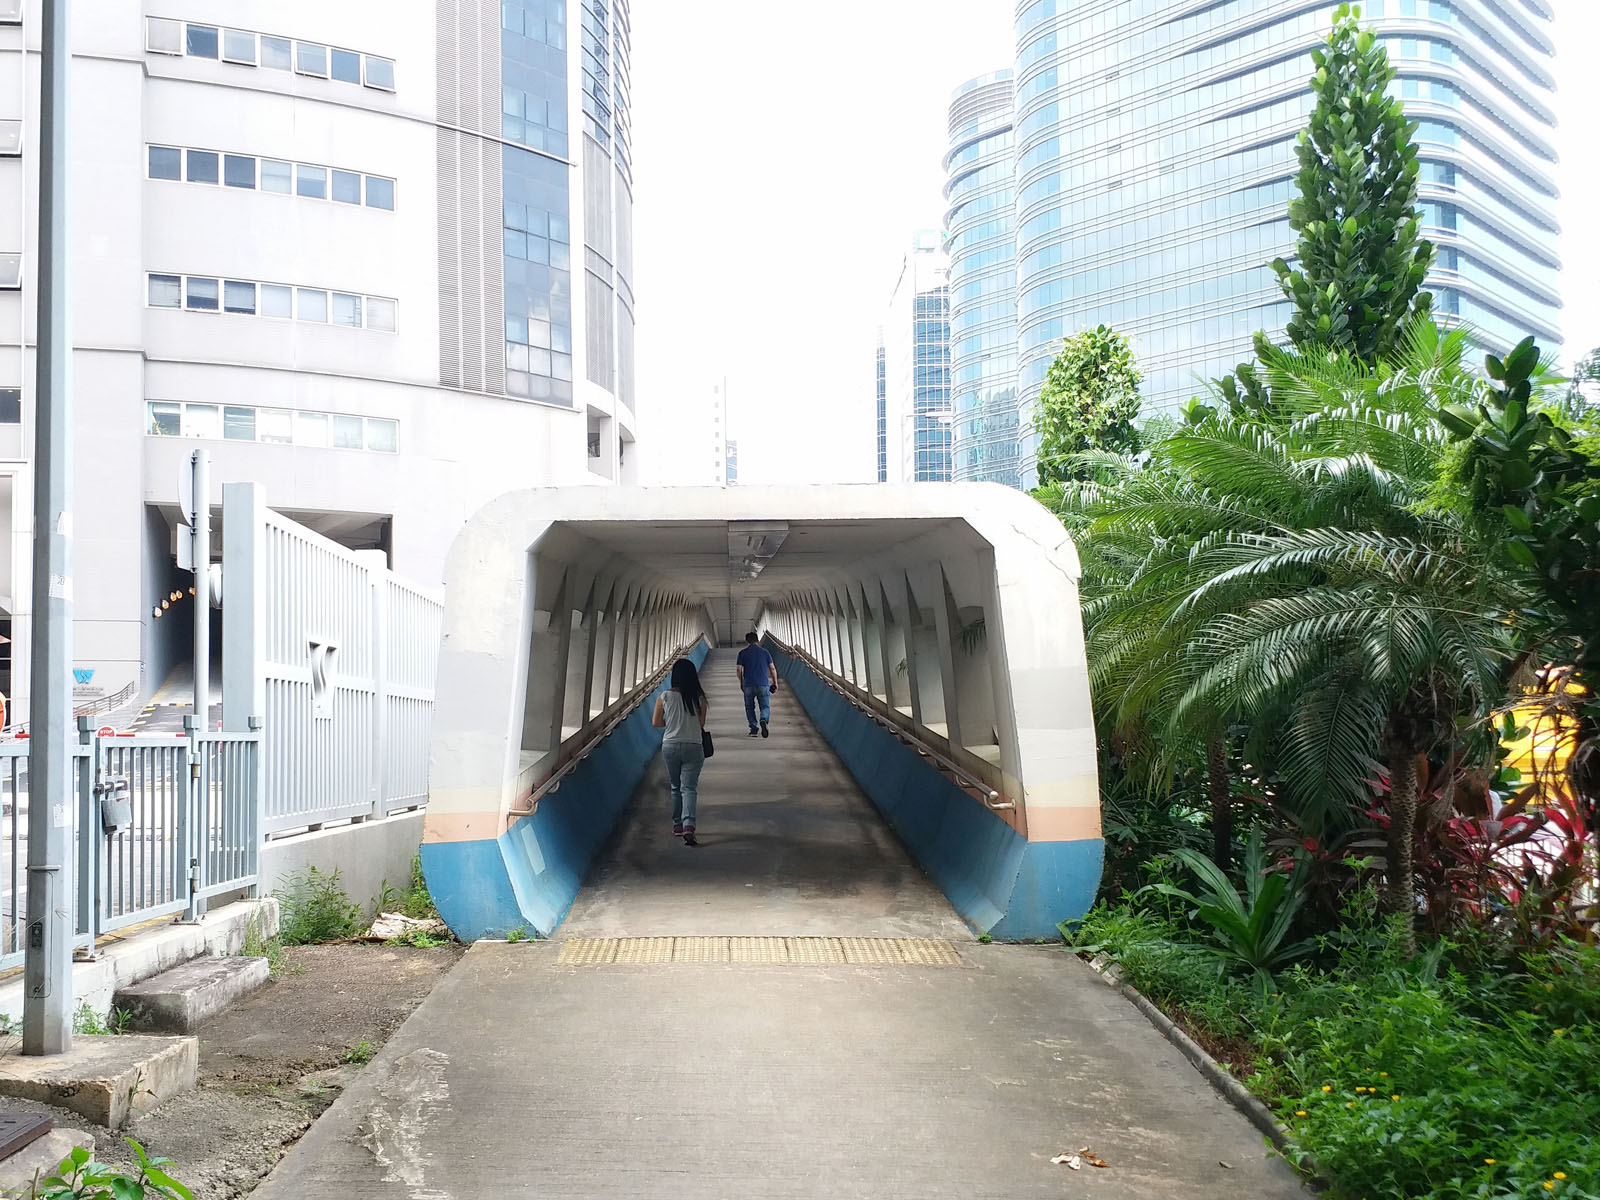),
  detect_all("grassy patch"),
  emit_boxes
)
[275,867,364,945]
[1072,900,1600,1199]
